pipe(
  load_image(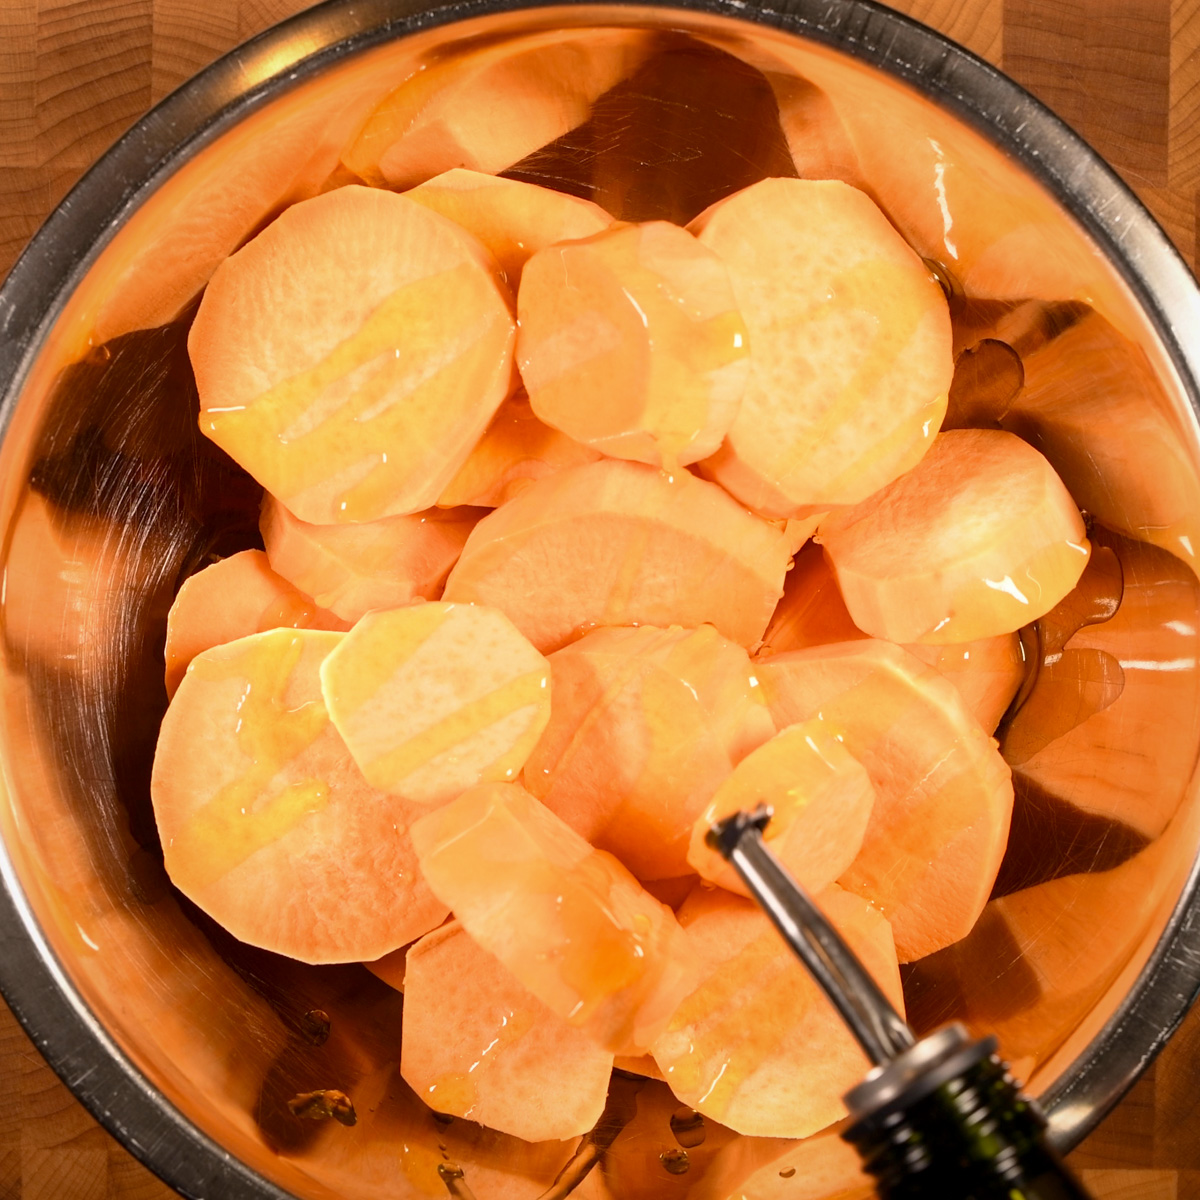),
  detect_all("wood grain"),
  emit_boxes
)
[1,0,1198,1197]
